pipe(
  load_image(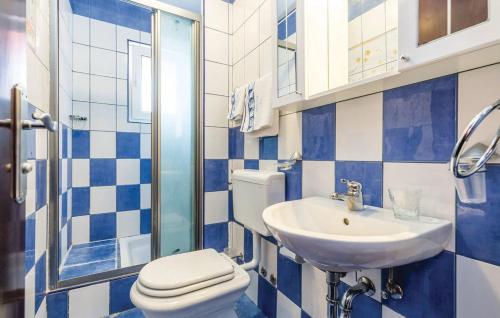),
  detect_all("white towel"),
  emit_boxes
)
[241,73,276,134]
[228,85,246,122]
